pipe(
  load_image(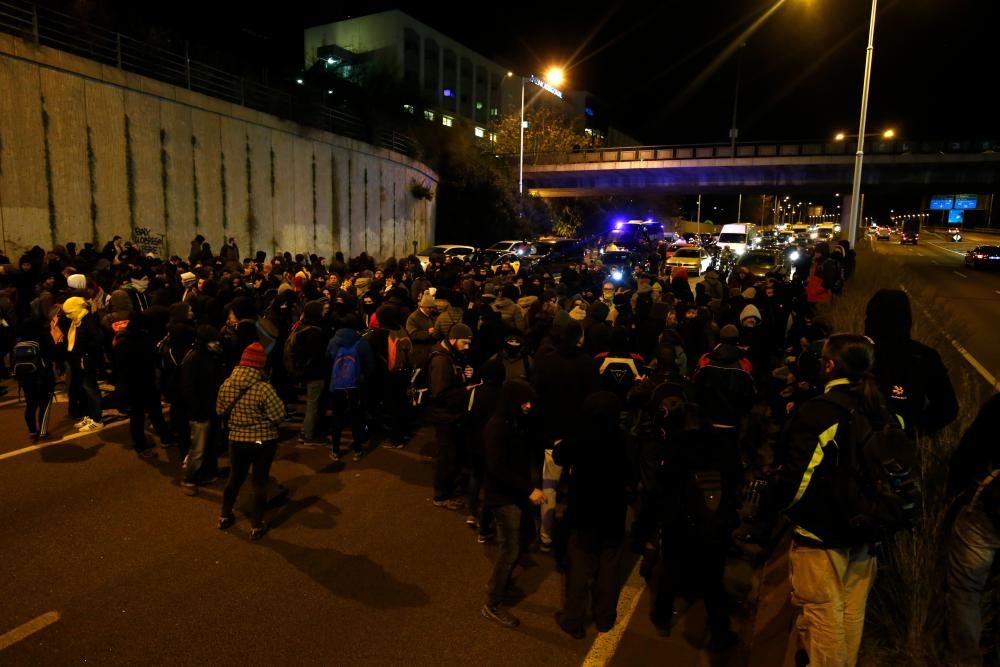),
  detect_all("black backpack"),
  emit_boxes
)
[13,340,45,382]
[817,391,921,541]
